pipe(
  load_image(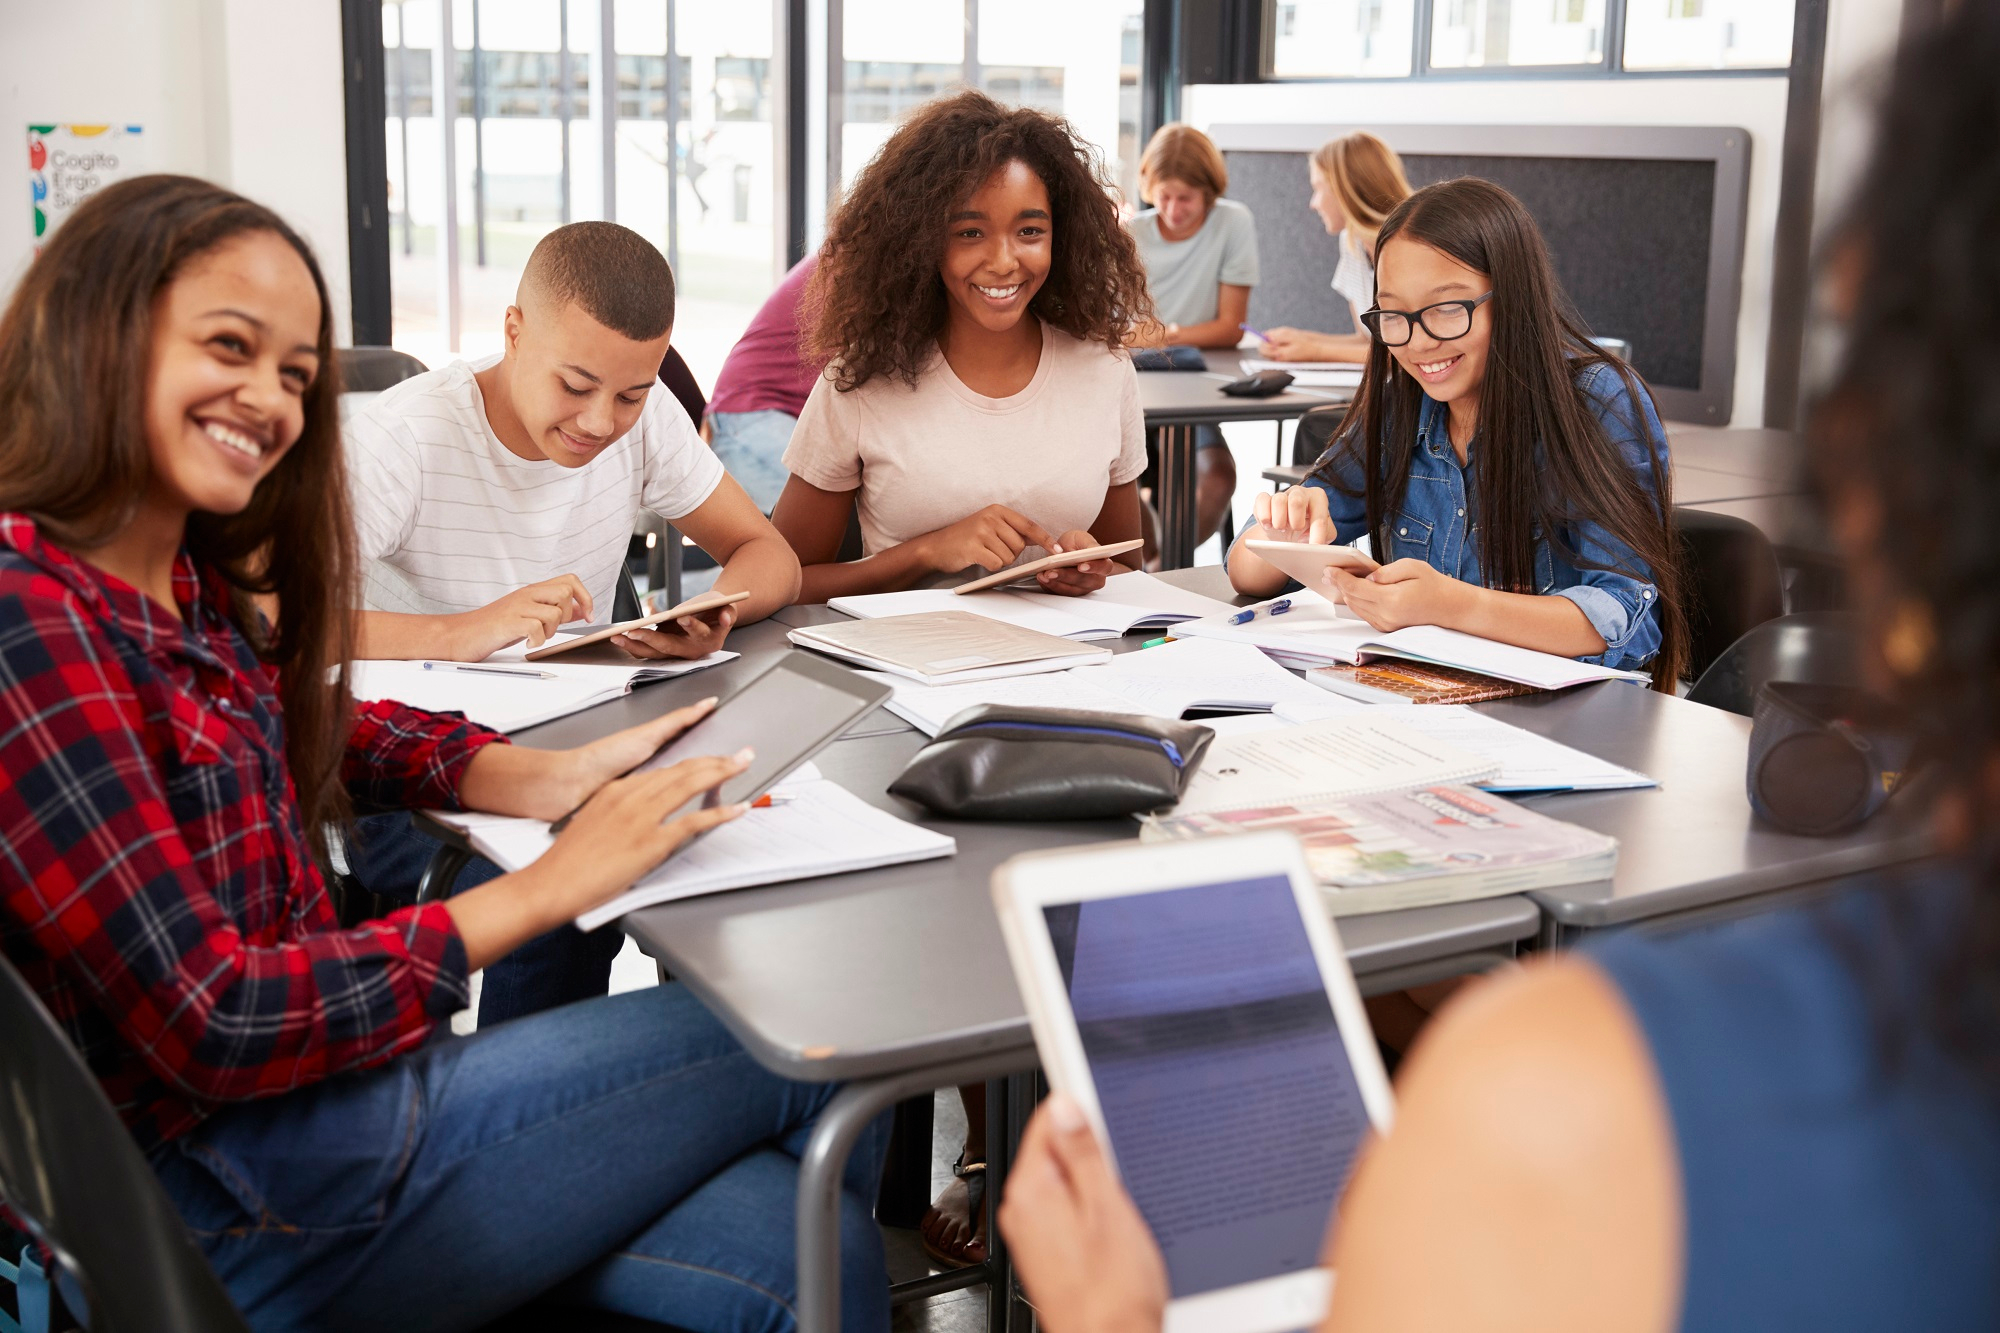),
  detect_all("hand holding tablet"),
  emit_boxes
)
[525,589,750,661]
[1243,539,1380,596]
[954,537,1145,596]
